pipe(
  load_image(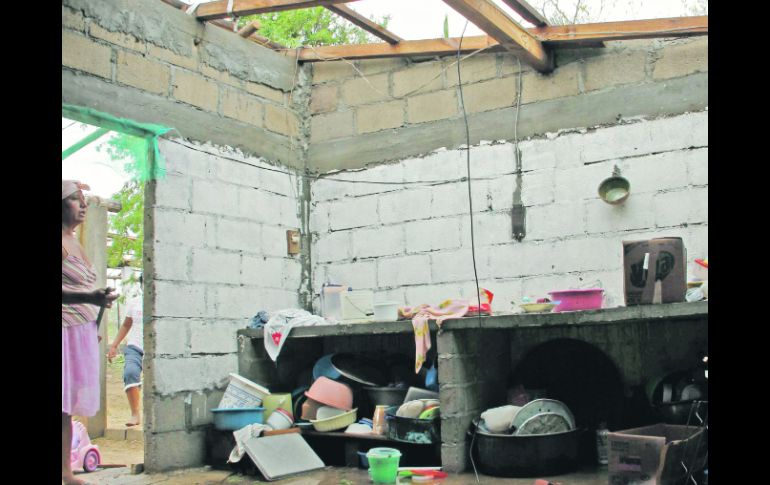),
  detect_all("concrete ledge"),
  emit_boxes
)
[308,72,708,172]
